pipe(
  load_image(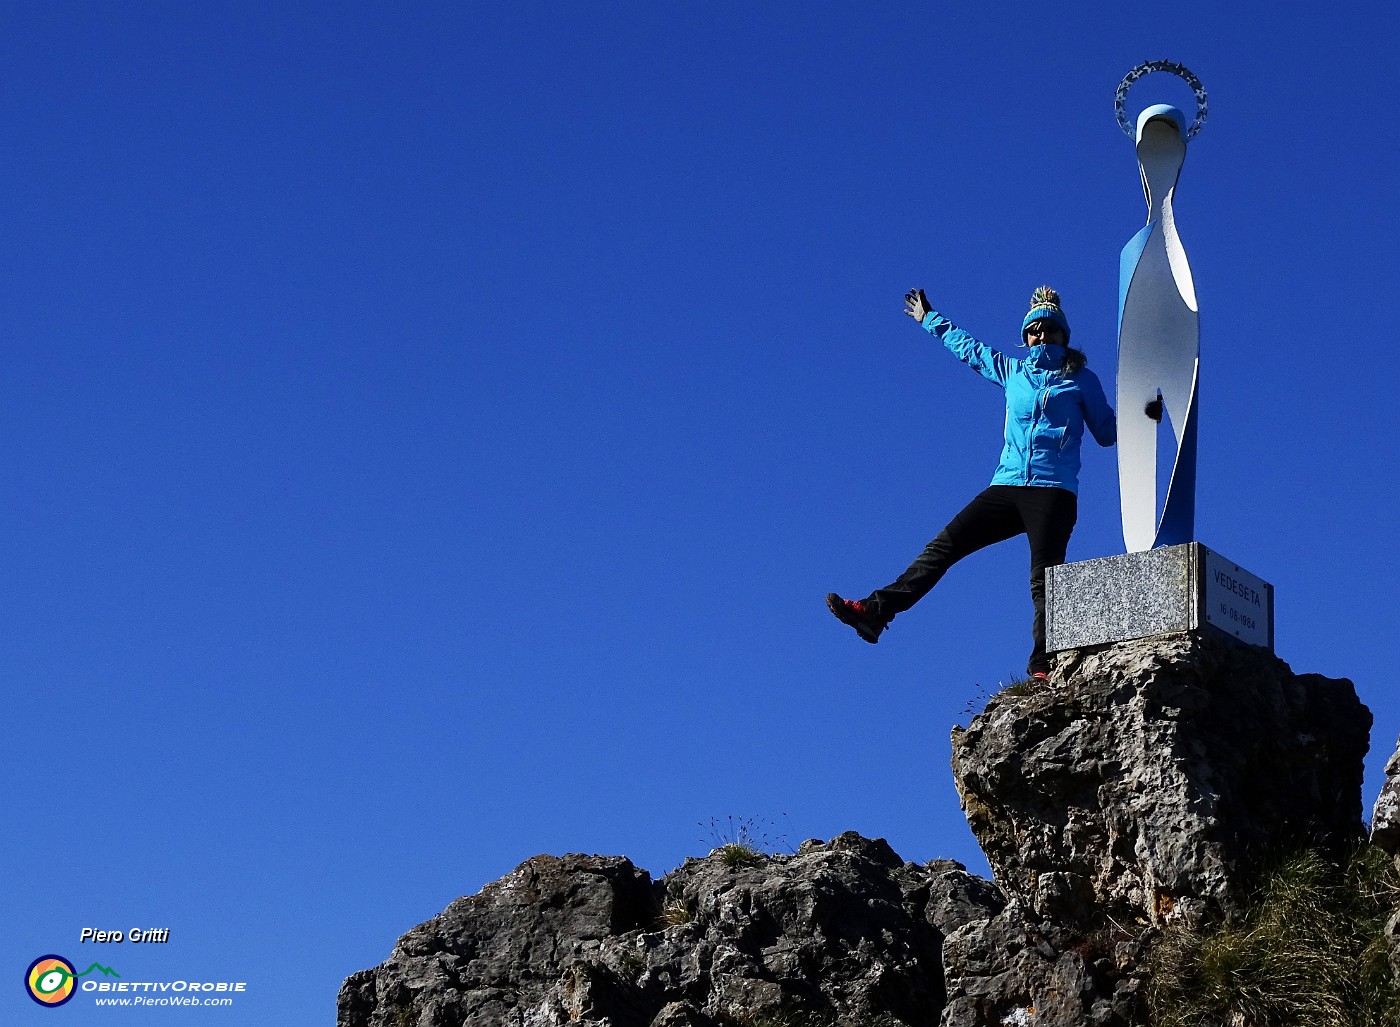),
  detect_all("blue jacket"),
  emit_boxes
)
[921,310,1117,494]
